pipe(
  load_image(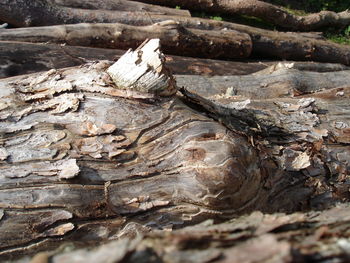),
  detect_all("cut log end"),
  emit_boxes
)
[107,38,177,97]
